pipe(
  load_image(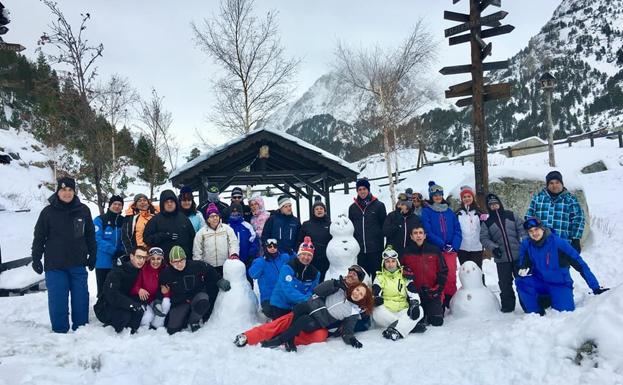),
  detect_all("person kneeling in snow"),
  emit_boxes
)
[159,246,230,334]
[94,246,149,334]
[130,247,169,329]
[248,238,292,318]
[516,218,609,315]
[372,246,424,341]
